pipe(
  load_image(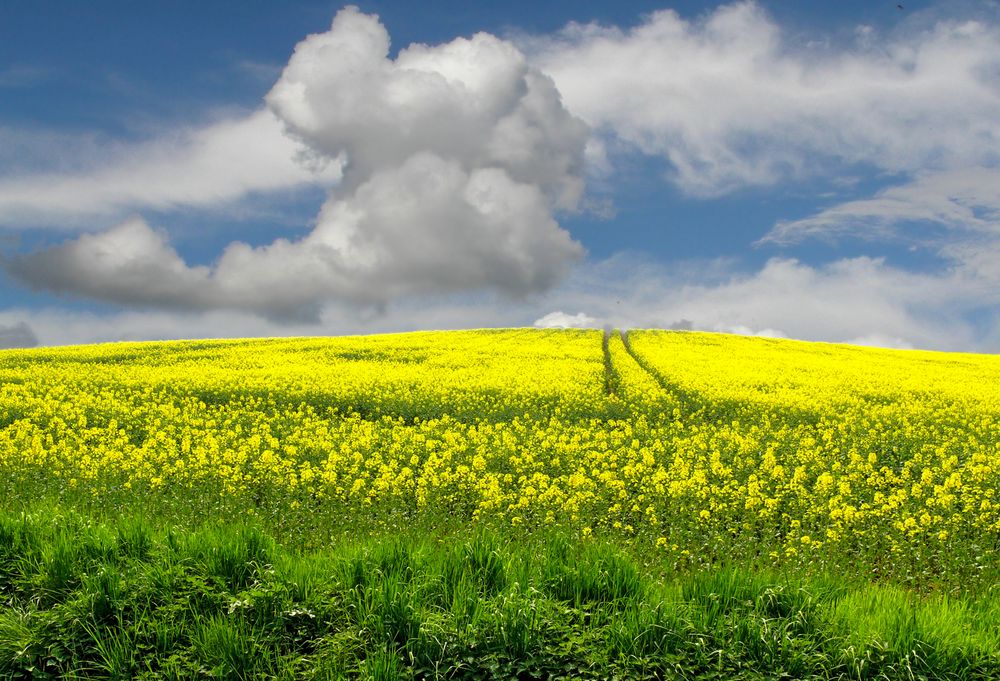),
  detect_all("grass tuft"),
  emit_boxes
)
[0,507,997,678]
